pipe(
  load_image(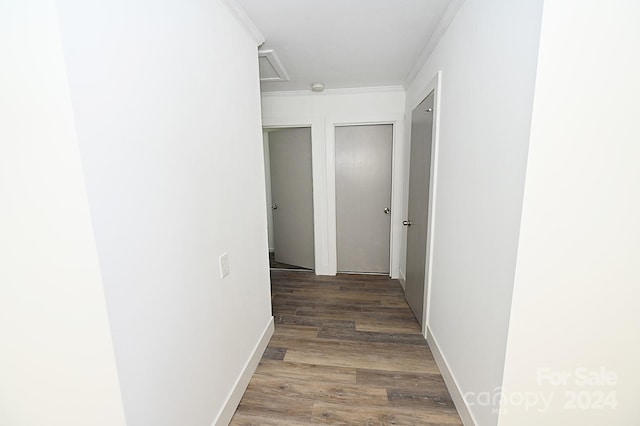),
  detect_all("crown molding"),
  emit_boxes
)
[403,0,466,89]
[261,86,405,97]
[219,0,265,46]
